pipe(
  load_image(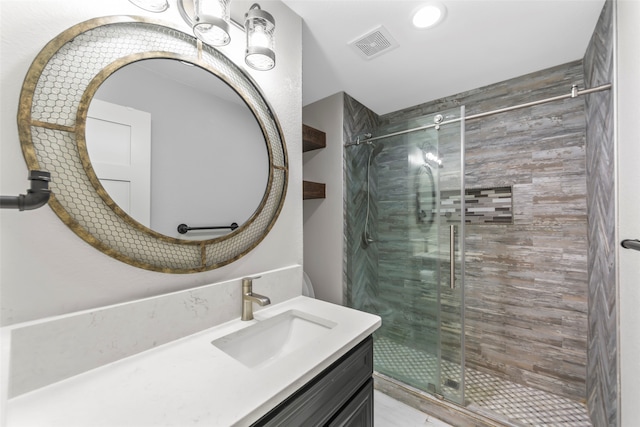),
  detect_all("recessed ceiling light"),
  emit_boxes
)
[412,3,446,29]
